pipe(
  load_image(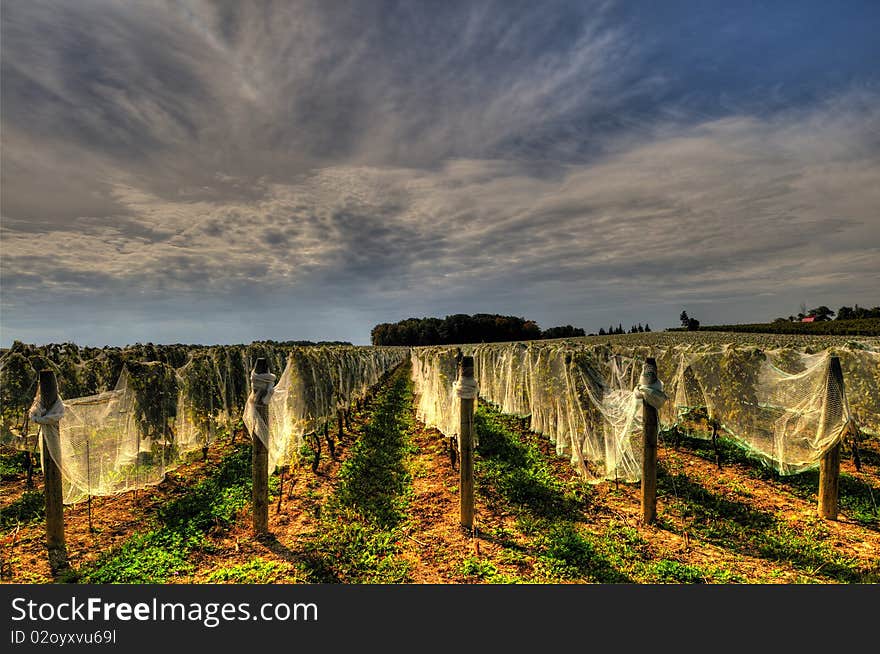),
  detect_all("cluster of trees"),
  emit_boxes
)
[836,305,880,320]
[541,325,588,339]
[370,314,585,346]
[598,323,651,335]
[773,304,880,323]
[679,311,700,331]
